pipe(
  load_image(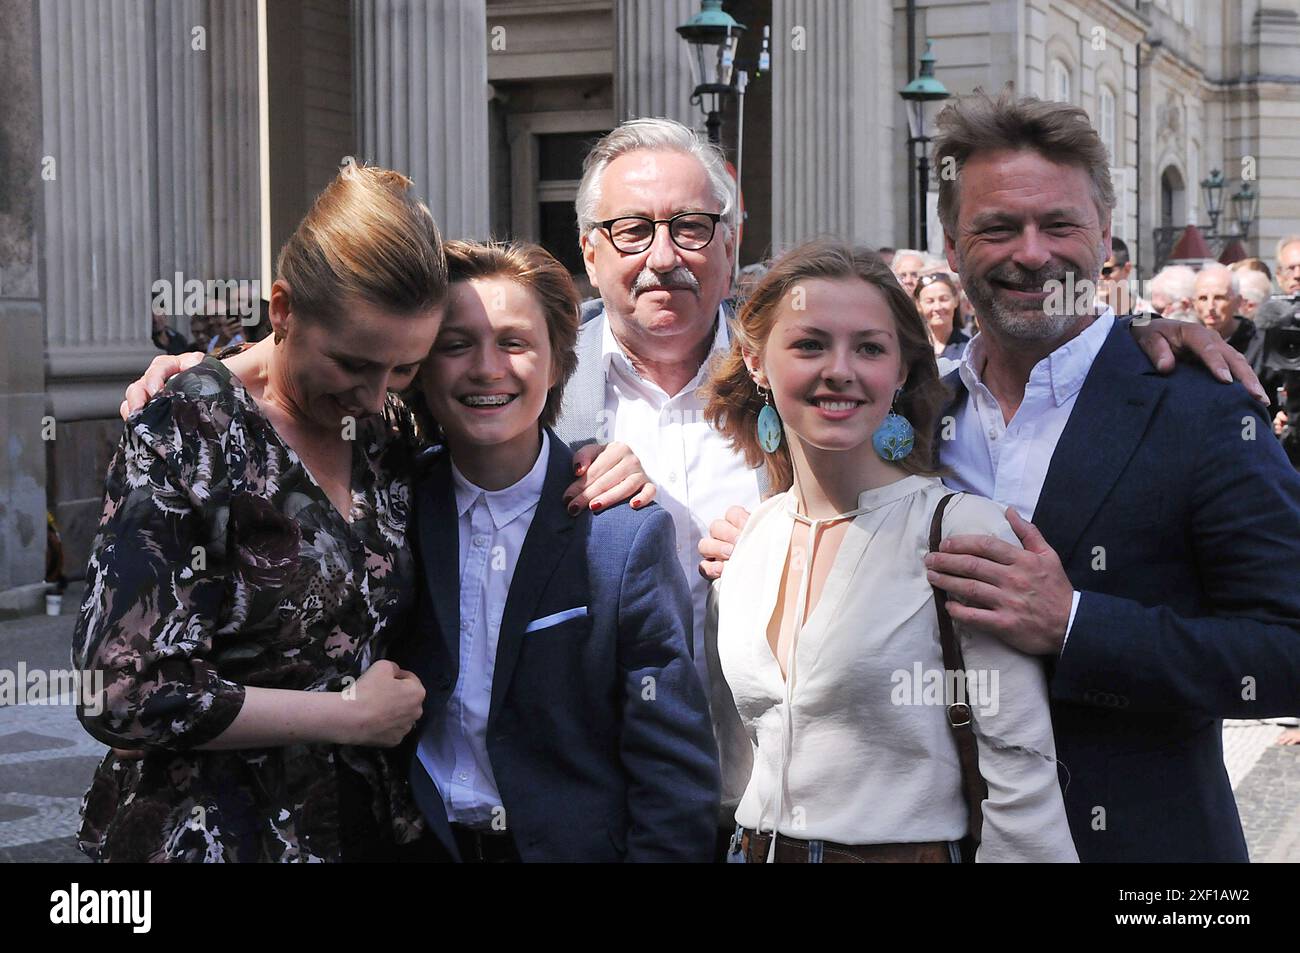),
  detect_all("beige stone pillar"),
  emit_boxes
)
[353,0,491,238]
